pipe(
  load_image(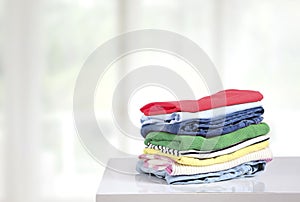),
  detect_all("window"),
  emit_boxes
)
[40,0,117,200]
